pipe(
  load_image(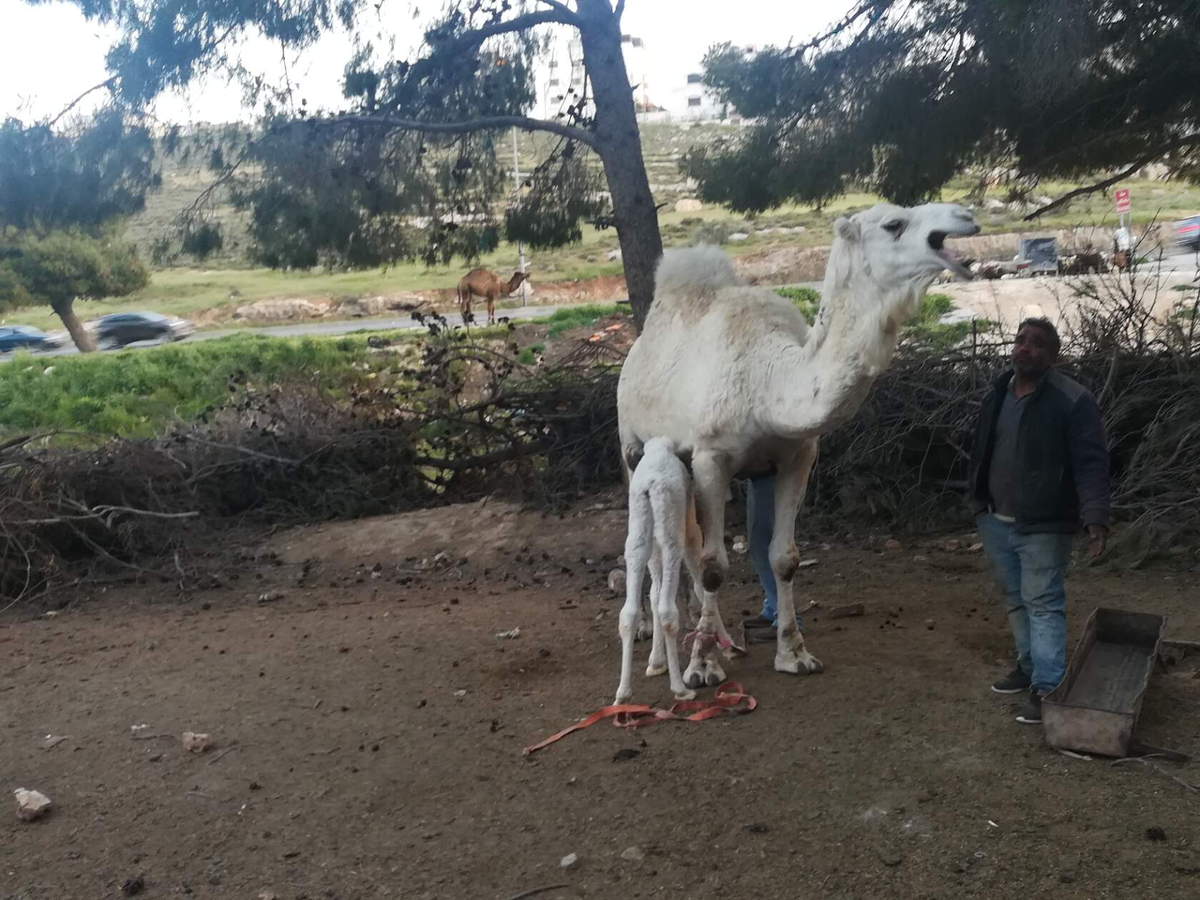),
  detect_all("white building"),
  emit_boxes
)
[660,45,757,122]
